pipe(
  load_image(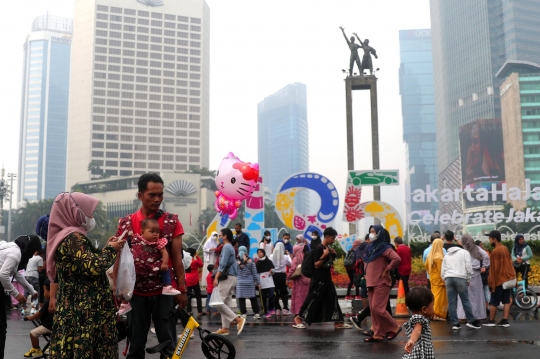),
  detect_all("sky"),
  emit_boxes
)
[0,0,431,233]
